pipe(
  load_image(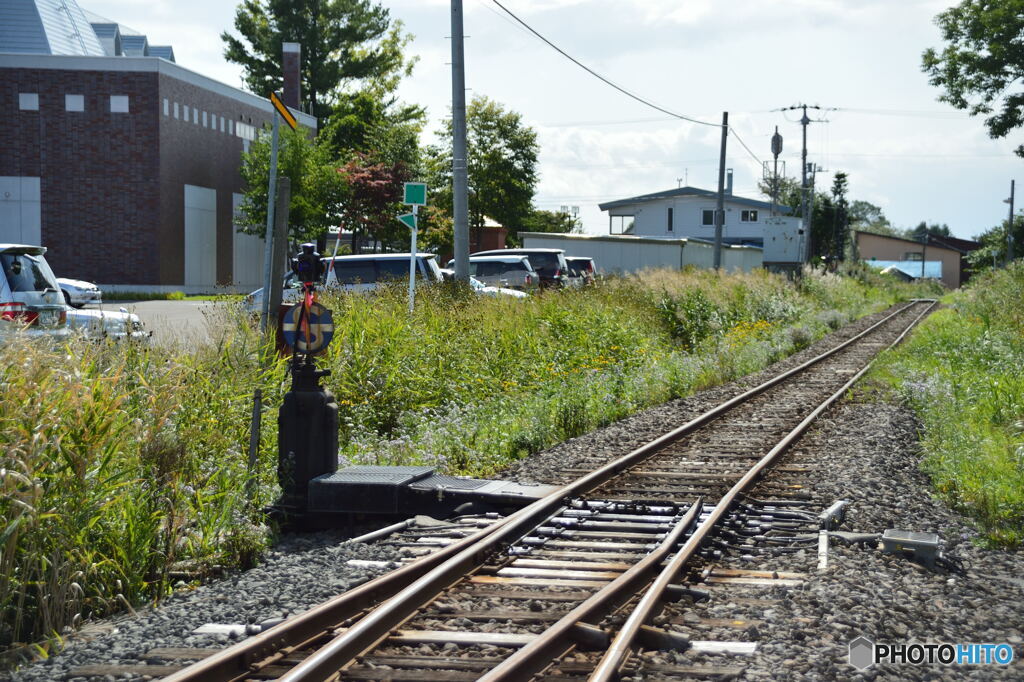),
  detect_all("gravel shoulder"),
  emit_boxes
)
[9,304,1020,681]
